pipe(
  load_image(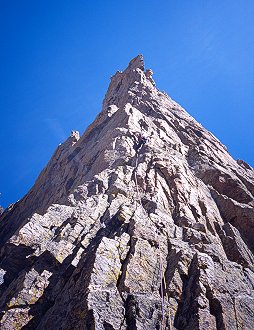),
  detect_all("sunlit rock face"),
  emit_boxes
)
[0,55,254,330]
